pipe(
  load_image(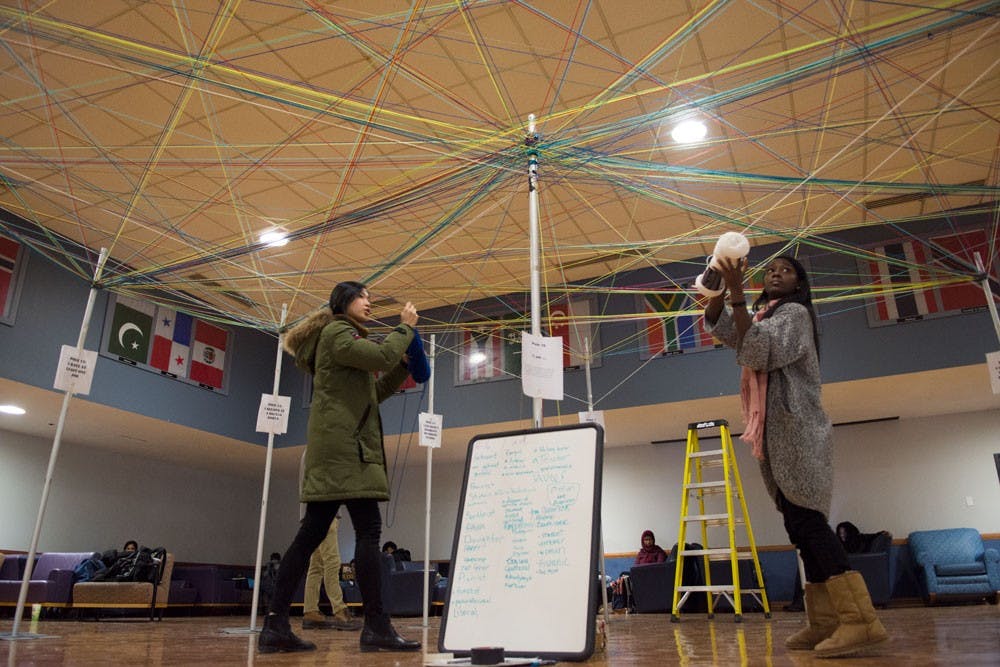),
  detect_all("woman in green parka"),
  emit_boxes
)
[259,281,421,654]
